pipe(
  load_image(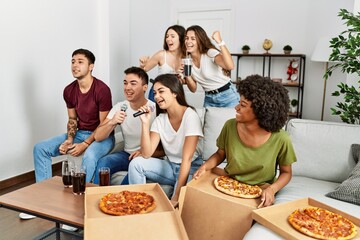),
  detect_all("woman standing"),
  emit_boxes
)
[128,74,203,202]
[184,25,239,107]
[139,25,186,102]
